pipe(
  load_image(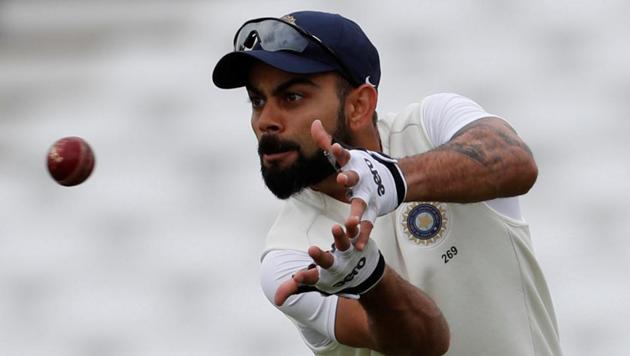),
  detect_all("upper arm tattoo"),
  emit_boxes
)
[496,126,533,157]
[442,142,487,165]
[435,118,533,166]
